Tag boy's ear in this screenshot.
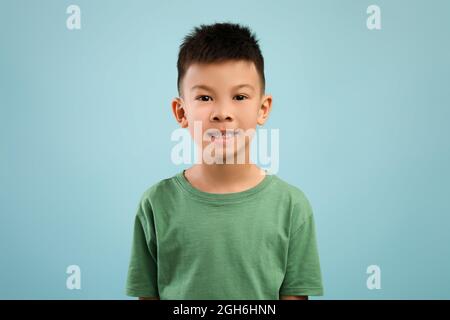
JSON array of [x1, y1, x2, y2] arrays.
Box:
[[257, 94, 273, 126], [171, 97, 189, 128]]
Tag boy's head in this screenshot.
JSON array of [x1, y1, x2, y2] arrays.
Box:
[[172, 22, 272, 163], [176, 22, 265, 97]]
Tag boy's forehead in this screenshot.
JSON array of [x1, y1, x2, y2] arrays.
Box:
[[183, 60, 260, 92]]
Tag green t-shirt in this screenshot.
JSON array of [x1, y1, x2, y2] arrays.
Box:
[[125, 170, 324, 299]]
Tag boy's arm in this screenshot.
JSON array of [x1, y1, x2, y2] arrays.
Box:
[[280, 295, 308, 300], [139, 296, 160, 300], [279, 202, 324, 298]]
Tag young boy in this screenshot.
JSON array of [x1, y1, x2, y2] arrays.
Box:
[[125, 22, 324, 300]]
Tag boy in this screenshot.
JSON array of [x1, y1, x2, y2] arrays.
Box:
[[125, 22, 324, 300]]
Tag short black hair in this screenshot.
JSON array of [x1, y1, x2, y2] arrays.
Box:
[[177, 22, 265, 97]]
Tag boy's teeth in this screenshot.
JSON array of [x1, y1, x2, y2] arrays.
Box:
[[211, 131, 236, 138]]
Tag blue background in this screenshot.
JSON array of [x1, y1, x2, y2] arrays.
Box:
[[1, 0, 449, 299]]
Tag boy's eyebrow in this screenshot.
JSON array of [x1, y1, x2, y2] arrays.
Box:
[[190, 84, 255, 92]]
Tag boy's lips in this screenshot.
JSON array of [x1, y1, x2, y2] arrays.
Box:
[[207, 129, 241, 142]]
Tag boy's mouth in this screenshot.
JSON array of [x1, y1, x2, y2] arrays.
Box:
[[207, 129, 240, 143]]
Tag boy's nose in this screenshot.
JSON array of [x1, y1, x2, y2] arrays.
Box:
[[210, 108, 234, 122]]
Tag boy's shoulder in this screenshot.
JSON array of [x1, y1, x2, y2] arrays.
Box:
[[272, 174, 313, 207], [138, 173, 178, 202], [271, 175, 316, 230]]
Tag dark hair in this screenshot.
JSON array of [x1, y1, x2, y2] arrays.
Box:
[[177, 22, 265, 97]]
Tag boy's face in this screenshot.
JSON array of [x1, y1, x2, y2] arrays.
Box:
[[172, 59, 272, 163]]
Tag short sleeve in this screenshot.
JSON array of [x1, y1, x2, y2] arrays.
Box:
[[125, 198, 159, 297], [279, 204, 324, 297]]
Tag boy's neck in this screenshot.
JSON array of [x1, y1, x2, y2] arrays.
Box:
[[184, 163, 266, 194]]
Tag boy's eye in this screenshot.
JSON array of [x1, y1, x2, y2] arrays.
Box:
[[196, 95, 212, 102], [234, 95, 247, 101]]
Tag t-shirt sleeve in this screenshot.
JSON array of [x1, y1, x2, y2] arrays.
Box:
[[279, 200, 324, 297], [125, 197, 159, 297]]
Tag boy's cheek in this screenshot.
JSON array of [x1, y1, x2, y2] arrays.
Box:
[[187, 126, 206, 146]]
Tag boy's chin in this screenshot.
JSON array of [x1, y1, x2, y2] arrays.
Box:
[[203, 148, 248, 165]]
